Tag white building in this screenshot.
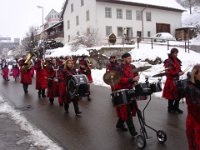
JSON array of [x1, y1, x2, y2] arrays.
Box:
[[44, 9, 61, 30], [62, 0, 185, 44]]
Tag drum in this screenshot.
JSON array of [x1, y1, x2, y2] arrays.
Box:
[[150, 82, 162, 93], [111, 89, 131, 106], [67, 74, 90, 99], [175, 79, 188, 98], [135, 83, 152, 96]]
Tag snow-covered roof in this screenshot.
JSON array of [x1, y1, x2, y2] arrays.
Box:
[[97, 0, 185, 11]]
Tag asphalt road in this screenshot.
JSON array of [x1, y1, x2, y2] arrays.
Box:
[[0, 77, 188, 150]]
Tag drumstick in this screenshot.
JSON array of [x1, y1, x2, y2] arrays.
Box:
[[183, 65, 192, 73]]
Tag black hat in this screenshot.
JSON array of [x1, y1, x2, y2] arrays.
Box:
[[121, 52, 131, 59], [170, 48, 178, 54]]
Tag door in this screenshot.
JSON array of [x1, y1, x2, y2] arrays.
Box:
[[156, 23, 170, 33]]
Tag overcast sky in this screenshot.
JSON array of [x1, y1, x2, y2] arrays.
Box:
[[0, 0, 65, 40]]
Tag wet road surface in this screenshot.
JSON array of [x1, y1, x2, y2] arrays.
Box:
[[0, 78, 188, 150]]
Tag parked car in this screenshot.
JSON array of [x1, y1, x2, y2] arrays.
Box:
[[153, 32, 176, 42]]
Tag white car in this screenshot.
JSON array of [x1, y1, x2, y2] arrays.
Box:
[[153, 32, 176, 42]]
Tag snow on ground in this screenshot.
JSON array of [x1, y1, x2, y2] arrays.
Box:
[[0, 96, 63, 150], [92, 43, 200, 98]]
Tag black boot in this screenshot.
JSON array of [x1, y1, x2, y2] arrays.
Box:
[[42, 89, 46, 98], [64, 103, 69, 113], [49, 98, 54, 104], [174, 100, 183, 114], [116, 118, 128, 131], [126, 117, 138, 137], [168, 100, 175, 113]]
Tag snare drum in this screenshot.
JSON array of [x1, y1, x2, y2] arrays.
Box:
[[135, 83, 152, 96], [67, 74, 90, 99], [150, 82, 162, 93], [111, 89, 130, 106], [175, 79, 188, 98]]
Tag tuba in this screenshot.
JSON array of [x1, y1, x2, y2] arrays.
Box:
[[21, 52, 35, 73]]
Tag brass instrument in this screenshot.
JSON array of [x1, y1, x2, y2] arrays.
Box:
[[21, 52, 34, 73]]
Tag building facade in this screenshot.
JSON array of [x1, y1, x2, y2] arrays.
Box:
[[62, 0, 185, 44], [44, 9, 61, 30]]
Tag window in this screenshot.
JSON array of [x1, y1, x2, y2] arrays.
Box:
[[87, 28, 90, 34], [125, 27, 133, 38], [71, 4, 74, 12], [146, 12, 151, 21], [126, 10, 132, 20], [86, 10, 90, 21], [67, 20, 70, 29], [147, 31, 151, 37], [105, 7, 112, 18], [68, 35, 70, 42], [136, 10, 142, 20], [116, 9, 123, 19], [106, 26, 112, 36], [117, 27, 123, 37], [76, 16, 79, 26], [81, 0, 84, 6]]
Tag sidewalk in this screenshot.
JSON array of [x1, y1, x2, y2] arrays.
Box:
[[0, 113, 40, 150], [0, 96, 63, 150]]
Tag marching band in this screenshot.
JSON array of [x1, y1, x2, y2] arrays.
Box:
[[0, 48, 199, 150]]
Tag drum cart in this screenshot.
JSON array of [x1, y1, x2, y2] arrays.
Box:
[[135, 95, 167, 149], [112, 77, 167, 149], [67, 74, 91, 101]]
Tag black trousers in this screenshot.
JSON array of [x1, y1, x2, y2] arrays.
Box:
[[116, 103, 137, 135], [38, 88, 46, 97], [64, 99, 80, 114], [168, 99, 181, 110], [23, 84, 28, 93]]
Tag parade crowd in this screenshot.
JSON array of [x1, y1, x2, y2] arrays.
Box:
[[1, 48, 200, 150]]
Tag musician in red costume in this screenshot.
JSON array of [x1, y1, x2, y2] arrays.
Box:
[[35, 58, 48, 98], [2, 62, 9, 81], [19, 55, 32, 94], [114, 52, 139, 137], [64, 58, 82, 116], [46, 59, 59, 104], [162, 48, 184, 113], [106, 55, 119, 92], [57, 60, 67, 106], [78, 58, 93, 83], [12, 59, 20, 81], [185, 64, 200, 150]]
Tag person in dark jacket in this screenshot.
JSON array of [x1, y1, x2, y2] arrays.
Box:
[[185, 64, 200, 150], [162, 48, 184, 113]]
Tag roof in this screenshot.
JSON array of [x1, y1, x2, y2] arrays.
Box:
[[42, 21, 63, 32], [61, 0, 68, 19], [96, 0, 185, 12], [61, 0, 185, 18], [45, 9, 60, 20]]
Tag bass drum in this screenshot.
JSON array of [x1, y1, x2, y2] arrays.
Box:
[[66, 74, 90, 99]]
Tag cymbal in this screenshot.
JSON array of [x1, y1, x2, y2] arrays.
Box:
[[103, 70, 121, 85], [152, 72, 167, 77], [132, 66, 152, 73]]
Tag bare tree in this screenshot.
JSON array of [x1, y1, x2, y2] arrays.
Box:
[[70, 28, 99, 51], [21, 26, 39, 51]]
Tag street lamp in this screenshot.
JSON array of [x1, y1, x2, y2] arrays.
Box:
[[37, 5, 44, 30]]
